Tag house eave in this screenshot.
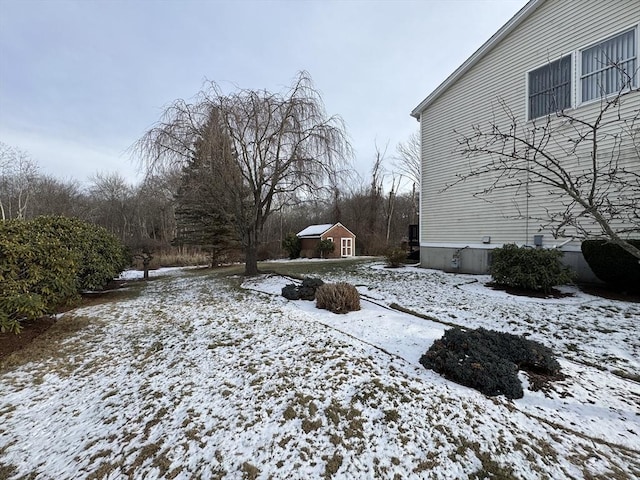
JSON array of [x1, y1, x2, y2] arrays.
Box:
[[410, 0, 545, 119]]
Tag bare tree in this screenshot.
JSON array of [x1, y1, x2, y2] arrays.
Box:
[[393, 131, 421, 186], [454, 84, 640, 260], [393, 131, 420, 223], [134, 71, 352, 275], [87, 172, 136, 242], [0, 143, 39, 220], [28, 175, 82, 218]]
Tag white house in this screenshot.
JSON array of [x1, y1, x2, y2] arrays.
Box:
[[411, 0, 639, 281]]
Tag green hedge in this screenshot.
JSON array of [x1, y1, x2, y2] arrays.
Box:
[[31, 216, 130, 291], [490, 244, 573, 293], [0, 216, 129, 333], [581, 239, 640, 290]]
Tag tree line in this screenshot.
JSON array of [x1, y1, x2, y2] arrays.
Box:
[[1, 76, 420, 275]]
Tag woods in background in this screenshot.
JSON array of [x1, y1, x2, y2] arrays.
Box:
[[0, 136, 418, 267]]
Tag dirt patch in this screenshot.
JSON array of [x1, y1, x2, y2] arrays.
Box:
[[487, 282, 573, 299], [578, 284, 640, 303], [526, 371, 567, 396], [0, 279, 139, 362], [0, 317, 58, 361]]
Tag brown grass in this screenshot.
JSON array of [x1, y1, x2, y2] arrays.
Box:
[[0, 315, 96, 371]]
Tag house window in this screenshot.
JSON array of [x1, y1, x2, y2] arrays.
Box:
[[528, 56, 572, 119], [581, 27, 637, 103]]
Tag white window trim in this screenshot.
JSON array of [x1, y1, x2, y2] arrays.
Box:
[[525, 54, 574, 121], [577, 24, 639, 108], [525, 23, 639, 122]]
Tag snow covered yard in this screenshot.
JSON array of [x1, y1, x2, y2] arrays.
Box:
[[1, 261, 638, 479]]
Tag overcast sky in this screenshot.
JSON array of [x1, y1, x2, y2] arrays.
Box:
[[0, 0, 528, 187]]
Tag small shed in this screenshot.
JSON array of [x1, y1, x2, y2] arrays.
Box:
[[297, 223, 356, 259]]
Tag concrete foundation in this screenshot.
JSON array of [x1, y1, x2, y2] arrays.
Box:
[[419, 245, 601, 284]]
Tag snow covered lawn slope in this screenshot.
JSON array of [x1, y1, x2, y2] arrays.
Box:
[[1, 261, 638, 479]]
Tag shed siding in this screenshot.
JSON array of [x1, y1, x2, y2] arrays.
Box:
[[298, 223, 356, 258], [419, 0, 639, 248], [322, 224, 355, 258]]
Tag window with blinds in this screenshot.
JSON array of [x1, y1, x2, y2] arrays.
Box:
[[528, 56, 572, 120], [581, 28, 637, 102]]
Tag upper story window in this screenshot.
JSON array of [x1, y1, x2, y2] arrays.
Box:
[[581, 27, 637, 102], [528, 56, 572, 120]]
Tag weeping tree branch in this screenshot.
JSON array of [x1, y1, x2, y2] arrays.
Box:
[[131, 71, 353, 275]]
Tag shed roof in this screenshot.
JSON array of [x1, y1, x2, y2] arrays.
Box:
[[297, 224, 334, 238], [410, 0, 544, 118], [297, 223, 355, 238]]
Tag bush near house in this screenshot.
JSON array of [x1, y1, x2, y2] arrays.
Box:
[[385, 248, 407, 268], [0, 216, 129, 334], [420, 327, 561, 399], [315, 282, 360, 314], [282, 277, 324, 301], [317, 239, 335, 258], [490, 244, 573, 294], [282, 233, 301, 259], [581, 239, 640, 292]]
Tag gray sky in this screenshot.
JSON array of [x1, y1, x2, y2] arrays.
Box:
[[0, 0, 527, 186]]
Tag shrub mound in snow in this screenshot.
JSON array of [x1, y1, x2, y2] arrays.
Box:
[[0, 216, 129, 334], [490, 244, 573, 294], [581, 239, 640, 292], [420, 327, 561, 399], [315, 282, 361, 314], [384, 248, 407, 268], [281, 277, 324, 301]]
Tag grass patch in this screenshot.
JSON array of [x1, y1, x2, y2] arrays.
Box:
[[241, 462, 260, 479]]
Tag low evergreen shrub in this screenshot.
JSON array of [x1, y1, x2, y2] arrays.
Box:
[[490, 244, 573, 293], [281, 277, 324, 301], [385, 248, 407, 268], [281, 284, 300, 300], [420, 327, 561, 399], [315, 282, 360, 314], [298, 278, 324, 300], [581, 239, 640, 291]]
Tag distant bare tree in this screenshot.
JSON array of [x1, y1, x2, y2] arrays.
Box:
[[134, 71, 352, 275], [454, 83, 640, 260], [0, 143, 39, 220], [393, 131, 420, 223], [87, 172, 136, 242], [393, 131, 421, 186], [28, 175, 82, 218]]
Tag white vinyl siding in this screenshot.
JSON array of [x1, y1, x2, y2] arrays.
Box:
[[580, 27, 638, 103], [418, 0, 640, 247], [528, 56, 572, 119]]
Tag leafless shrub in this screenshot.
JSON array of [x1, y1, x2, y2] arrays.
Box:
[[315, 283, 361, 314]]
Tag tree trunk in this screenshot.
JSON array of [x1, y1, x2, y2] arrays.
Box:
[[244, 229, 260, 276], [244, 243, 259, 275]]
